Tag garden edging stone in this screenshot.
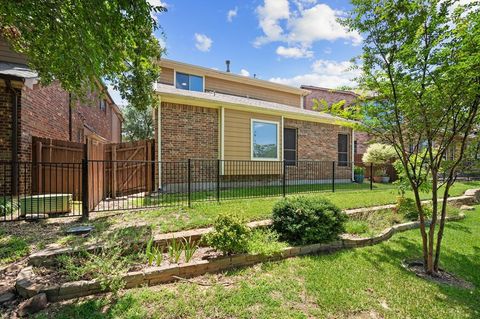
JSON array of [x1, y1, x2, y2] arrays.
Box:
[[16, 212, 466, 301]]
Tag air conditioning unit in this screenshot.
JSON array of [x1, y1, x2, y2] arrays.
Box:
[[20, 194, 72, 216]]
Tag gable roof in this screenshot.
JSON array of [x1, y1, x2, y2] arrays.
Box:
[[156, 83, 355, 126]]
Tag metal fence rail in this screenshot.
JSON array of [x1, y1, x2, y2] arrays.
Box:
[[1, 159, 402, 221]]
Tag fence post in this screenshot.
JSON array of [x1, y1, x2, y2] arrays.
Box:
[[370, 163, 373, 190], [187, 159, 191, 208], [282, 160, 286, 197], [332, 161, 335, 192], [216, 159, 220, 202], [81, 158, 89, 220]]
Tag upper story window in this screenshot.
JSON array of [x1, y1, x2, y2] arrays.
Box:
[[251, 120, 279, 160], [99, 99, 106, 111], [175, 72, 204, 92]]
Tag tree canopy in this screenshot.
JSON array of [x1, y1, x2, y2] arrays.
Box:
[[0, 0, 165, 110], [345, 0, 480, 274], [122, 104, 154, 142]]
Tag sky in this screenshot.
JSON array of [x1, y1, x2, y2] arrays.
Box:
[[108, 0, 364, 105]]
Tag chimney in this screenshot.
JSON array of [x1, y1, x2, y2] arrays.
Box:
[[225, 60, 231, 72]]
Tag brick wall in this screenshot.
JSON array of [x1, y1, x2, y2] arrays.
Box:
[[302, 86, 358, 111], [157, 102, 218, 162], [0, 84, 14, 194], [284, 119, 353, 180], [19, 81, 118, 161]]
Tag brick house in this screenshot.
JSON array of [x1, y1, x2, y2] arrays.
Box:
[[301, 85, 372, 158], [0, 38, 123, 194], [154, 59, 359, 189]]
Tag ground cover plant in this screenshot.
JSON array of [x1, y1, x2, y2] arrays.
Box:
[[33, 206, 480, 319]]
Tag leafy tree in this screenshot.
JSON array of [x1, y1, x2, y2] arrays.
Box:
[[122, 104, 154, 141], [345, 0, 480, 274], [0, 0, 165, 110]]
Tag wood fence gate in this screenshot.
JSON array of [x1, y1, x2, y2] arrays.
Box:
[[105, 140, 154, 198], [32, 137, 154, 211]]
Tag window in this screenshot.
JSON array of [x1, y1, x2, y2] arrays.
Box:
[[175, 72, 204, 92], [338, 134, 349, 166], [354, 140, 358, 155], [284, 128, 297, 165], [251, 120, 279, 160], [99, 99, 106, 111]]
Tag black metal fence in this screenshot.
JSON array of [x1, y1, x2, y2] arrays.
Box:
[[1, 159, 401, 222]]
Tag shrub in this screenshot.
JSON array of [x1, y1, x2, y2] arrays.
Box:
[[246, 229, 288, 257], [396, 196, 432, 221], [203, 214, 250, 255], [272, 197, 347, 245], [362, 143, 397, 165], [354, 167, 365, 175]]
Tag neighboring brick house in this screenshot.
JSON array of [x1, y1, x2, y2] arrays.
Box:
[[154, 59, 357, 188], [301, 85, 372, 158], [0, 38, 123, 194]]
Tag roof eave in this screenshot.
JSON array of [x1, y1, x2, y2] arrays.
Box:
[[156, 90, 354, 127]]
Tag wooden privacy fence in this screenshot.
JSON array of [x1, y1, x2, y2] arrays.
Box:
[[32, 137, 155, 211]]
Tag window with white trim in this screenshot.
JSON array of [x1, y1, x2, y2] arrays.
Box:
[[175, 72, 204, 92], [251, 120, 279, 160]]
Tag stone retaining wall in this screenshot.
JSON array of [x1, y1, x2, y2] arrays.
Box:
[[17, 214, 466, 301]]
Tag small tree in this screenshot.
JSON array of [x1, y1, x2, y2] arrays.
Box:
[[122, 105, 154, 141], [345, 0, 480, 274], [362, 143, 397, 176]]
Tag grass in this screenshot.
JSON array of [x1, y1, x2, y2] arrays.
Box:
[[0, 229, 30, 265], [34, 206, 480, 319], [108, 181, 480, 233]]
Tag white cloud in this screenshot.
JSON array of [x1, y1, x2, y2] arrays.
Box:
[[254, 1, 362, 56], [239, 69, 250, 77], [194, 33, 213, 52], [227, 7, 238, 22], [147, 0, 167, 21], [288, 4, 362, 46], [254, 0, 290, 46], [276, 46, 313, 59], [269, 59, 359, 89]]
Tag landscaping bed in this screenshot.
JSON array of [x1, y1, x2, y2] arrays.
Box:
[[15, 205, 468, 301]]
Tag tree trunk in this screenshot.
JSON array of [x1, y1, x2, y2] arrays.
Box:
[[434, 182, 452, 272], [427, 171, 439, 274], [412, 187, 429, 271]]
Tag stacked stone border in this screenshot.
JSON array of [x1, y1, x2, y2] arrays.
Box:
[[17, 214, 467, 301], [17, 189, 479, 301]]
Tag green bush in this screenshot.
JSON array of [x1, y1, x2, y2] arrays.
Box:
[[203, 214, 251, 255], [395, 196, 432, 221], [272, 197, 347, 245]]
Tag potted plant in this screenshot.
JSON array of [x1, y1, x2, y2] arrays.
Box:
[[362, 143, 397, 183], [353, 167, 365, 183]]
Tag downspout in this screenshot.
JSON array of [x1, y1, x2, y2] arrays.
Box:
[[157, 98, 162, 190], [6, 80, 20, 195], [351, 129, 355, 181]]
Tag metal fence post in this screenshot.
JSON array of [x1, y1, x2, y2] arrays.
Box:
[[217, 159, 220, 202], [187, 159, 192, 208], [282, 160, 286, 197], [370, 163, 373, 190], [81, 158, 89, 220], [332, 161, 335, 192]]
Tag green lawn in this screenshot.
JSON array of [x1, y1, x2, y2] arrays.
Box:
[[35, 206, 480, 319], [107, 181, 480, 233]]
